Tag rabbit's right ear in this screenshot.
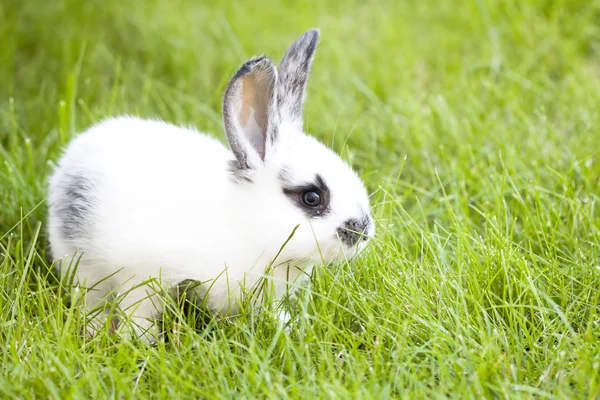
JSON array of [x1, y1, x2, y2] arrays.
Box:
[[223, 56, 280, 170]]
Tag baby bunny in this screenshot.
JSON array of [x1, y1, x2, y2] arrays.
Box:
[[47, 29, 374, 341]]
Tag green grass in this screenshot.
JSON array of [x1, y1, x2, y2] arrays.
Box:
[[1, 0, 600, 397]]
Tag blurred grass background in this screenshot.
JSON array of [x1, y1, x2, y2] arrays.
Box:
[[1, 0, 599, 398]]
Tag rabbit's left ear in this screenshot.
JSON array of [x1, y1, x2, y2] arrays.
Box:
[[223, 56, 280, 169], [277, 29, 320, 130]]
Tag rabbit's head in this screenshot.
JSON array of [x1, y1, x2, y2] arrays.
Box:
[[222, 29, 374, 266]]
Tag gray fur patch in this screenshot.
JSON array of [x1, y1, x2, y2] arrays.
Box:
[[55, 173, 97, 240], [277, 166, 293, 184], [277, 29, 320, 127], [227, 159, 253, 184]]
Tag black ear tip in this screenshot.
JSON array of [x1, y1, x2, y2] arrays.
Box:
[[232, 56, 277, 83], [288, 29, 319, 56], [303, 28, 320, 44], [307, 28, 320, 36], [242, 56, 276, 73]]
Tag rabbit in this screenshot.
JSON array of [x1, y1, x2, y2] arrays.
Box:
[[47, 29, 375, 342]]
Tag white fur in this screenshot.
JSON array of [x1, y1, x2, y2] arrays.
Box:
[[47, 31, 374, 341]]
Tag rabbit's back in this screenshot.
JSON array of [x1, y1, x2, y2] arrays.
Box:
[[48, 116, 232, 272]]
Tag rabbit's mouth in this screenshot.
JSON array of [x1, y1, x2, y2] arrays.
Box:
[[333, 233, 373, 262]]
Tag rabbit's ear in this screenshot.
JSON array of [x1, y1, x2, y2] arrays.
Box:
[[277, 29, 320, 129], [223, 56, 280, 169]]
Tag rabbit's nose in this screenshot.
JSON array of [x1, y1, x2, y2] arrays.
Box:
[[337, 215, 372, 247]]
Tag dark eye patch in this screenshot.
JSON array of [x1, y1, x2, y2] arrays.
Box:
[[281, 173, 331, 217]]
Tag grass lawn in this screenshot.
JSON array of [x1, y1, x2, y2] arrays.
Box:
[[1, 0, 600, 398]]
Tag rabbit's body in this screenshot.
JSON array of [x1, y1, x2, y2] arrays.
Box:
[[50, 117, 314, 315], [48, 29, 374, 341]]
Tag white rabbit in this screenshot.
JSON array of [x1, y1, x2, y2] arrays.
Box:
[[47, 29, 374, 341]]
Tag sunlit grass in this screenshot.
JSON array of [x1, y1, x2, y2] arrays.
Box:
[[1, 0, 599, 397]]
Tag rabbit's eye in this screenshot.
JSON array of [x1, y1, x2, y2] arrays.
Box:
[[301, 190, 321, 207], [282, 174, 330, 217]]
